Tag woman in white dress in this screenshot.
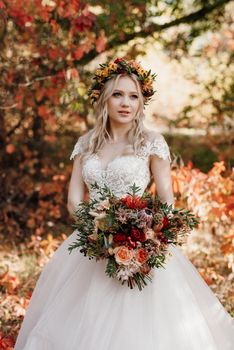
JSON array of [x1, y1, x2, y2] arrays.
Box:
[[14, 58, 234, 350]]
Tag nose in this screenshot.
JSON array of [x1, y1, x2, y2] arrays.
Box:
[[121, 94, 130, 106]]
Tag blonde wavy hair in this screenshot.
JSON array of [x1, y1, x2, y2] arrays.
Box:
[[80, 73, 149, 164]]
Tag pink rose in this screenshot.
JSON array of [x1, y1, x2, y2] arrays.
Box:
[[113, 246, 134, 266]]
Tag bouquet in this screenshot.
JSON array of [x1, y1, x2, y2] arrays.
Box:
[[68, 182, 199, 291]]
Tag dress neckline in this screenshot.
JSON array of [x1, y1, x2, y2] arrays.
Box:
[[93, 153, 145, 172], [93, 153, 139, 172], [92, 140, 153, 172]]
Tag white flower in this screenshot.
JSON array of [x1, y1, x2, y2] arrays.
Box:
[[116, 262, 140, 282], [99, 199, 110, 210], [94, 199, 110, 211], [116, 268, 134, 281], [89, 211, 106, 219], [108, 234, 113, 244]]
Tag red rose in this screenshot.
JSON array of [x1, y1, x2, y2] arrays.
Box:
[[156, 231, 163, 238], [113, 233, 127, 243], [162, 216, 169, 228], [114, 58, 124, 64], [126, 236, 137, 249], [131, 228, 146, 242], [156, 231, 168, 244]]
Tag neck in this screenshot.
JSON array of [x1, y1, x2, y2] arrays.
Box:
[[107, 120, 133, 142]]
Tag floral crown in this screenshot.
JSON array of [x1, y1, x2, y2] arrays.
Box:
[[88, 57, 157, 105]]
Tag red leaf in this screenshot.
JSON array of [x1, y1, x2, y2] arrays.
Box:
[[0, 1, 6, 9], [10, 9, 33, 27], [48, 48, 62, 60], [96, 30, 107, 53], [38, 105, 50, 118], [73, 46, 85, 60], [50, 19, 60, 33], [73, 11, 96, 32]]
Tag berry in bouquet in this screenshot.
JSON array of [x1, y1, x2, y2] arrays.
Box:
[[68, 182, 199, 291]]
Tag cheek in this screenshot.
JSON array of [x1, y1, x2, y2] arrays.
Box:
[[109, 98, 119, 109], [131, 99, 140, 111], [107, 99, 118, 116]]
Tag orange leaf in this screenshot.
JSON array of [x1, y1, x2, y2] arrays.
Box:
[[26, 217, 36, 229], [6, 144, 15, 154], [66, 68, 79, 81], [221, 243, 234, 255], [199, 271, 213, 286]]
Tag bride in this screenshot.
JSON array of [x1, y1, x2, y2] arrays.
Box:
[[14, 58, 234, 350]]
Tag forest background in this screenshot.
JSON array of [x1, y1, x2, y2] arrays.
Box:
[[0, 0, 233, 347]]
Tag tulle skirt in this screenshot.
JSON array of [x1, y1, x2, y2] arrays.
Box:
[[14, 229, 234, 350]]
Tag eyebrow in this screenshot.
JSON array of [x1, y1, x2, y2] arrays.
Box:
[[113, 89, 138, 94]]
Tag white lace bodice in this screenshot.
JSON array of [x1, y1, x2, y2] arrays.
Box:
[[70, 134, 171, 201]]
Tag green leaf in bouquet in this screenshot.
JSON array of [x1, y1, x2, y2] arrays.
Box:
[[105, 257, 118, 278], [163, 229, 176, 242], [127, 183, 142, 196], [90, 181, 114, 199], [148, 254, 166, 268]]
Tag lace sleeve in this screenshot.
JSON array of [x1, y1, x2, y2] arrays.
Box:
[[70, 135, 86, 160], [149, 135, 171, 162]]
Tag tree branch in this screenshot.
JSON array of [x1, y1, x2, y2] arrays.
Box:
[[7, 118, 22, 137], [17, 75, 54, 87], [80, 0, 230, 65], [0, 103, 18, 110]]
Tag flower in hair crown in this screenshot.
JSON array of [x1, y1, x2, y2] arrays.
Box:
[[88, 57, 157, 105]]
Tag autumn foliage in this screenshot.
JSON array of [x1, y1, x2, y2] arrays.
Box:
[[0, 0, 233, 347]]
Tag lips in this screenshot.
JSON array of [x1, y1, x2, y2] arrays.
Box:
[[118, 110, 130, 115]]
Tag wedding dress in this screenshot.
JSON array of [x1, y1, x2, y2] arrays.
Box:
[[14, 134, 234, 350]]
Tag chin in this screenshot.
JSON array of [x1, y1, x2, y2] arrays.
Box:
[[118, 119, 134, 125], [116, 116, 134, 122]]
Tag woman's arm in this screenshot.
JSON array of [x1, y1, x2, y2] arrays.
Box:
[[150, 154, 174, 207], [67, 155, 85, 218]]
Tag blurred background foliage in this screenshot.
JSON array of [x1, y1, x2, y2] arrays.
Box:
[[1, 0, 233, 240], [0, 0, 233, 345]]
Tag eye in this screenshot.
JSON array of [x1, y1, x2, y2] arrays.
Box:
[[131, 94, 138, 99], [113, 92, 122, 97]]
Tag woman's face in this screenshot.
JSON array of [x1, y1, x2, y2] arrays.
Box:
[[107, 75, 140, 125]]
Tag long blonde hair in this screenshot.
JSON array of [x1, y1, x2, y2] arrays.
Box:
[[80, 73, 149, 164]]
